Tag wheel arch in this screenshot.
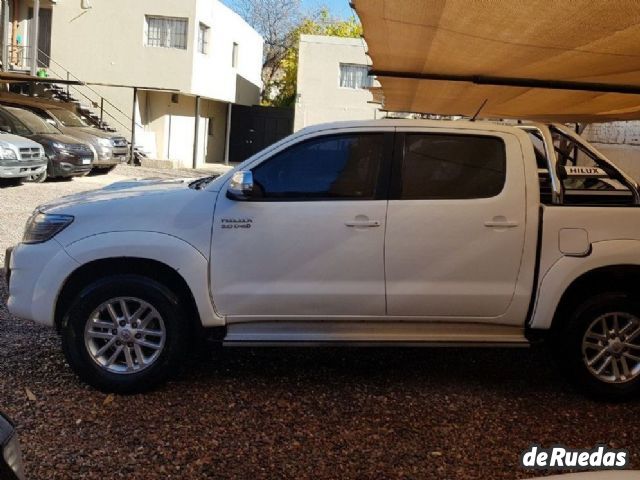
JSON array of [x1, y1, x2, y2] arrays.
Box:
[[530, 240, 640, 331], [54, 257, 201, 333], [535, 264, 640, 333]]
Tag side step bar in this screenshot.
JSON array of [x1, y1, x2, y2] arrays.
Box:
[[223, 321, 530, 348]]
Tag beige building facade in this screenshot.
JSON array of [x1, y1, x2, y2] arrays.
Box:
[[294, 35, 381, 131], [2, 0, 263, 167]]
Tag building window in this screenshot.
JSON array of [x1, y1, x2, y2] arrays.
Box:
[[198, 23, 210, 54], [145, 16, 188, 50], [232, 42, 239, 68], [339, 64, 373, 89]]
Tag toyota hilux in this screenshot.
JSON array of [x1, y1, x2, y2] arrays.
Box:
[[6, 119, 640, 399]]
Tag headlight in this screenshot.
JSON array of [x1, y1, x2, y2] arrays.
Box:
[[23, 212, 74, 244], [0, 146, 17, 160], [98, 138, 113, 148], [0, 413, 25, 480]]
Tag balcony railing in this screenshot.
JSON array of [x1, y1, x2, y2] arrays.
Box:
[[5, 44, 33, 71]]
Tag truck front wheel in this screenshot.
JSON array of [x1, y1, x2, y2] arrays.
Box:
[[557, 292, 640, 400], [61, 274, 188, 393]]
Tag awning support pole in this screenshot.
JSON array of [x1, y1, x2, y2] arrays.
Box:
[[30, 0, 39, 76], [129, 87, 137, 165], [192, 95, 200, 169], [1, 0, 9, 72], [370, 70, 640, 95], [224, 103, 232, 165]]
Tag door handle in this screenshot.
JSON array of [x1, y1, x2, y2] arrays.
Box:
[[345, 220, 381, 228], [484, 219, 519, 228]]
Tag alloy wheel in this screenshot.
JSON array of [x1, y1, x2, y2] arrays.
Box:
[[83, 297, 166, 374], [582, 312, 640, 384]]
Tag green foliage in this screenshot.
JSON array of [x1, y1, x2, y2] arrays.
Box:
[[265, 9, 363, 107]]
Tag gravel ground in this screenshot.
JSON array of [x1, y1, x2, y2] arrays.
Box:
[[2, 165, 640, 479]]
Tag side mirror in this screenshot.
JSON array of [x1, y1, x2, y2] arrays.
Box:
[[227, 170, 254, 200], [0, 413, 25, 480], [45, 118, 56, 126]]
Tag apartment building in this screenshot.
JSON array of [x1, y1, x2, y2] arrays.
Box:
[[1, 0, 263, 167], [294, 34, 381, 131]]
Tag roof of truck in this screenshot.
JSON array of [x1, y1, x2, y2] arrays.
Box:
[[297, 118, 538, 134]]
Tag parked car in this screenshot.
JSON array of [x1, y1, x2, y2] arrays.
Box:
[[0, 130, 47, 184], [0, 98, 128, 173], [0, 412, 25, 480], [7, 119, 640, 399], [0, 106, 94, 180]]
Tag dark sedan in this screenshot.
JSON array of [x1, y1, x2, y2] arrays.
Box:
[[0, 106, 94, 180]]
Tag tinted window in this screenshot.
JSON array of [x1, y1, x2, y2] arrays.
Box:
[[251, 134, 384, 199], [400, 134, 506, 199]]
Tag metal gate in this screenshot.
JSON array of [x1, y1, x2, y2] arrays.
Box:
[[228, 105, 293, 163]]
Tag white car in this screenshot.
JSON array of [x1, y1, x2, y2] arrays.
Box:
[[6, 119, 640, 398]]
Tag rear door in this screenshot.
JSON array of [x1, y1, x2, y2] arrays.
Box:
[[384, 128, 527, 319]]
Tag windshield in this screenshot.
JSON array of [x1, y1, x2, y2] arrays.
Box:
[[6, 107, 59, 134], [50, 108, 89, 127]]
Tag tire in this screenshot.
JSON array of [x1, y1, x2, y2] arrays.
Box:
[[555, 292, 640, 401], [0, 177, 23, 186], [26, 169, 47, 183], [61, 274, 189, 394], [92, 165, 116, 175]]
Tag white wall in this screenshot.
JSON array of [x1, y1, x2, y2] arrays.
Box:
[[191, 0, 263, 105], [294, 35, 381, 131]]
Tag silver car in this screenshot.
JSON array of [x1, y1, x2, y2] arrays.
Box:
[[0, 130, 47, 184]]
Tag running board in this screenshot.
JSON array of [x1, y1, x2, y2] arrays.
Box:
[[223, 321, 529, 347]]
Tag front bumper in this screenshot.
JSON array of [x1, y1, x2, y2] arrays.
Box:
[[7, 240, 79, 326], [94, 145, 128, 166], [0, 158, 47, 179], [49, 158, 93, 178]]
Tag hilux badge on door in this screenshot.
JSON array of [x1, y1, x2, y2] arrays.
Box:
[[221, 218, 253, 229]]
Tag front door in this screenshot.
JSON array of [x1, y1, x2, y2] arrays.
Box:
[[211, 129, 393, 319], [384, 129, 527, 319]]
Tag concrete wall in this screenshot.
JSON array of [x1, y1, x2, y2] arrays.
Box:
[[584, 122, 640, 181], [294, 35, 381, 131]]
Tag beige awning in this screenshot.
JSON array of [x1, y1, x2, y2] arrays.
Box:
[[353, 0, 640, 121]]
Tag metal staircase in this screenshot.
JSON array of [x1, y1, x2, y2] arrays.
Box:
[[5, 45, 140, 137]]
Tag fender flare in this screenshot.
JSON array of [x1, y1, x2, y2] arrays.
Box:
[[62, 231, 223, 327], [530, 239, 640, 330]]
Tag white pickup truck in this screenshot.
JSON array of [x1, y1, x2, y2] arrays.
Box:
[[6, 120, 640, 399]]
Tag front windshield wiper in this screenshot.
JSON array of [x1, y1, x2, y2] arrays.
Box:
[[189, 175, 218, 190]]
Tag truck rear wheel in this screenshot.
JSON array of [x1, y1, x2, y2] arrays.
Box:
[[557, 292, 640, 400], [61, 274, 188, 393]]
